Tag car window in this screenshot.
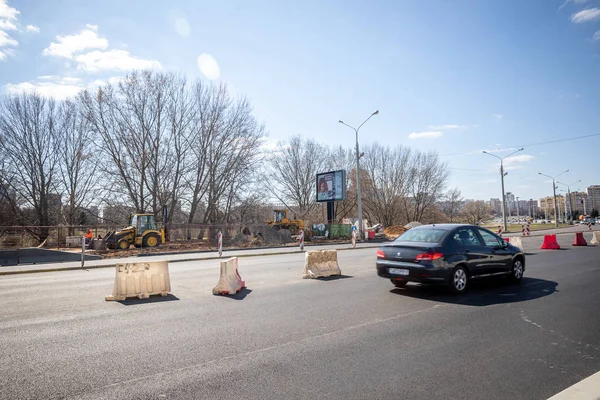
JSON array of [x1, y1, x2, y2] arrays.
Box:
[[452, 228, 483, 247], [477, 229, 503, 247], [394, 228, 447, 243]]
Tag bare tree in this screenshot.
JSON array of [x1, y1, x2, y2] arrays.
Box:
[[439, 187, 464, 223], [265, 135, 328, 217], [360, 143, 412, 226], [185, 82, 265, 226], [56, 100, 100, 232], [461, 201, 491, 225], [403, 151, 450, 223], [0, 93, 59, 241]]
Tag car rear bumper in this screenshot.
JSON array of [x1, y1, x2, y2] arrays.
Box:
[[376, 259, 450, 283]]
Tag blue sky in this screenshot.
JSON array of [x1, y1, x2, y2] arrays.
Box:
[[2, 0, 600, 202]]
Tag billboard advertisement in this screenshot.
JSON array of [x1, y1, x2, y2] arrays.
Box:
[[316, 170, 346, 202]]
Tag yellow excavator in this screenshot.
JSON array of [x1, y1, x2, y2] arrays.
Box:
[[266, 209, 304, 234], [105, 213, 166, 250]]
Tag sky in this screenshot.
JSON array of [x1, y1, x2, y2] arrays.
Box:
[[1, 0, 600, 202]]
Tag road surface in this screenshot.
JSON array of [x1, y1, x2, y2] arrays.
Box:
[[1, 234, 599, 399]]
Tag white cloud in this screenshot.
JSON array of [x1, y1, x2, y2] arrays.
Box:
[[427, 124, 467, 130], [593, 30, 600, 41], [5, 78, 85, 100], [503, 154, 534, 165], [0, 20, 16, 30], [408, 131, 443, 139], [559, 0, 588, 10], [0, 50, 5, 60], [197, 53, 220, 80], [43, 25, 161, 72], [25, 24, 39, 33], [571, 8, 600, 23], [75, 49, 161, 72], [492, 114, 503, 119], [174, 18, 190, 37], [43, 27, 108, 58], [0, 30, 17, 47], [0, 1, 19, 20]]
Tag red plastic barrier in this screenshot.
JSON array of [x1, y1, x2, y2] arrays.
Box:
[[572, 232, 587, 246], [503, 237, 510, 242], [540, 234, 560, 250]]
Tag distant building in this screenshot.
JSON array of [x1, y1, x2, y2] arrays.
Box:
[[539, 195, 566, 219], [489, 198, 501, 215], [586, 185, 600, 212]]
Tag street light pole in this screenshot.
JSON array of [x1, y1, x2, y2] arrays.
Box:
[[516, 196, 520, 220], [557, 180, 581, 222], [482, 148, 524, 233], [538, 170, 569, 228], [339, 110, 379, 239]]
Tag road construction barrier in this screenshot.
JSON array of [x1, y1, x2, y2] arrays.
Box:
[[503, 237, 510, 243], [588, 223, 593, 231], [497, 226, 502, 236], [218, 231, 223, 258], [510, 236, 523, 250], [105, 260, 171, 301], [572, 232, 587, 246], [591, 231, 600, 245], [540, 234, 560, 250], [302, 250, 342, 279], [299, 230, 304, 251], [351, 230, 356, 248], [526, 223, 530, 236], [213, 257, 245, 295]]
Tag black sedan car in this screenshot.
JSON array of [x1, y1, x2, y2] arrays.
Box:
[[376, 224, 525, 293]]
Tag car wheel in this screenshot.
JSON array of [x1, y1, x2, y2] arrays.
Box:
[[391, 279, 407, 288], [509, 258, 524, 282], [449, 266, 468, 294], [117, 239, 130, 250]]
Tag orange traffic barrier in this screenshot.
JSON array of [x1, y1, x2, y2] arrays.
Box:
[[572, 232, 587, 246], [503, 237, 510, 242], [540, 234, 560, 250]]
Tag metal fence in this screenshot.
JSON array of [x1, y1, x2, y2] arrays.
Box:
[[0, 223, 298, 250]]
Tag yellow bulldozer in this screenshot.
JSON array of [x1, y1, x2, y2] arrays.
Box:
[[105, 213, 166, 250], [266, 209, 304, 234]]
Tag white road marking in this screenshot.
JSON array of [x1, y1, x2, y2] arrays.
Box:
[[547, 370, 600, 399]]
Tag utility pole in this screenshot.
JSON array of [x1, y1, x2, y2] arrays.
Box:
[[339, 110, 379, 239], [539, 170, 569, 228], [483, 148, 524, 233]]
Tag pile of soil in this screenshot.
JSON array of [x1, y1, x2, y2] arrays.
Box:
[[383, 225, 408, 240], [404, 221, 423, 229]]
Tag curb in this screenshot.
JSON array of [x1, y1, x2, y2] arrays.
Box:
[[0, 245, 382, 276]]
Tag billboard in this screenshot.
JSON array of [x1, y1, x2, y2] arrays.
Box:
[[316, 170, 346, 202]]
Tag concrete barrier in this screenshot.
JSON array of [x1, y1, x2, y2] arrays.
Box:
[[591, 231, 600, 245], [510, 236, 523, 250], [18, 248, 101, 264], [302, 250, 342, 279], [213, 257, 245, 295], [105, 260, 171, 301], [0, 250, 19, 266]]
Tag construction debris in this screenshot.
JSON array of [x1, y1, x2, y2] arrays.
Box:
[[383, 225, 408, 240]]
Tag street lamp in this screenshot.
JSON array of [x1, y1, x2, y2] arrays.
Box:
[[339, 110, 379, 239], [482, 148, 524, 232], [556, 180, 581, 222], [538, 170, 569, 228], [516, 196, 520, 220]]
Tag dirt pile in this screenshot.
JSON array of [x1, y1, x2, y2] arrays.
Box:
[[383, 225, 407, 240]]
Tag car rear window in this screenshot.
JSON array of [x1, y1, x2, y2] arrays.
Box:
[[394, 228, 447, 243]]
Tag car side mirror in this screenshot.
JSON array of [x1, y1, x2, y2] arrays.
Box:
[[501, 240, 509, 248]]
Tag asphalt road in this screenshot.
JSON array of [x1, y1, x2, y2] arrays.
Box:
[[1, 240, 599, 399]]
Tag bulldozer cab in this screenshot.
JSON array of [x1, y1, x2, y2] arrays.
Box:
[[131, 214, 157, 235], [274, 210, 288, 223]]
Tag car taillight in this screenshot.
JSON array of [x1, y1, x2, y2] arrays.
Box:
[[415, 252, 444, 261], [376, 249, 386, 259]]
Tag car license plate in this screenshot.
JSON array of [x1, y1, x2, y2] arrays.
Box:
[[389, 268, 409, 276]]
